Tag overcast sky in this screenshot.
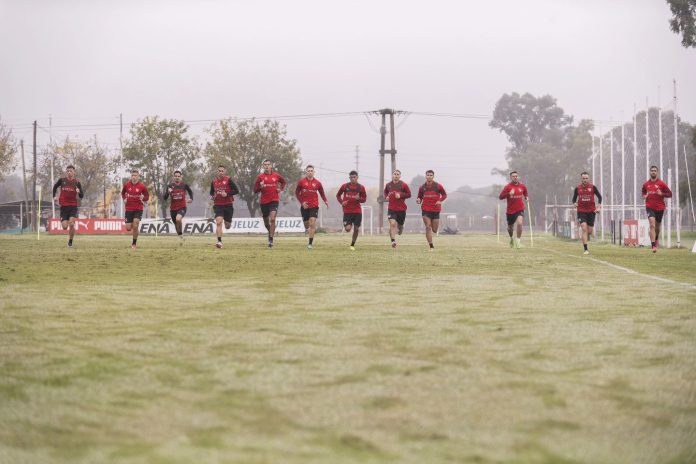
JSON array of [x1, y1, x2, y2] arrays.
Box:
[[1, 0, 694, 189]]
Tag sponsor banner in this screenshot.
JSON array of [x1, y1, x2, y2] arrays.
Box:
[[138, 217, 305, 234], [49, 218, 127, 234], [623, 219, 650, 246]]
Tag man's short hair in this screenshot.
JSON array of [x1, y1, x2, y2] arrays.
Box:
[[306, 165, 314, 170], [426, 169, 434, 175], [66, 165, 75, 170], [217, 165, 225, 170], [581, 171, 589, 176], [650, 165, 658, 170], [262, 159, 271, 164], [131, 169, 139, 174], [393, 169, 401, 175], [349, 170, 358, 176], [174, 170, 182, 175], [509, 171, 518, 176]]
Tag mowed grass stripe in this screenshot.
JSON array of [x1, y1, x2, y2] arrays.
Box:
[[1, 234, 695, 464]]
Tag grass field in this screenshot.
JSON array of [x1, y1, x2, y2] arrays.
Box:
[[1, 232, 695, 464]]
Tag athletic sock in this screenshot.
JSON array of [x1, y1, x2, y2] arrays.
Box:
[[68, 239, 73, 245], [429, 243, 434, 249], [309, 237, 314, 245], [651, 241, 655, 247], [132, 239, 137, 245], [217, 236, 222, 243], [583, 244, 588, 251], [351, 240, 356, 246]]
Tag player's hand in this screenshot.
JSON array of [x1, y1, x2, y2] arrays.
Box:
[[54, 196, 59, 204], [435, 201, 442, 206], [187, 199, 192, 204], [324, 201, 329, 209], [395, 193, 400, 199], [342, 201, 347, 207], [168, 188, 173, 193], [76, 187, 81, 195], [220, 191, 227, 197], [656, 189, 662, 196], [416, 198, 422, 204], [139, 194, 144, 201], [276, 187, 281, 193], [260, 181, 265, 188], [302, 201, 308, 209]]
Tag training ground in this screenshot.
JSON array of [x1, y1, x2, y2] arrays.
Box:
[[1, 233, 695, 463]]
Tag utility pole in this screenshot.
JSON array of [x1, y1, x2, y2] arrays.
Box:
[[32, 121, 37, 232], [373, 108, 404, 234], [20, 140, 28, 229], [355, 145, 359, 173]]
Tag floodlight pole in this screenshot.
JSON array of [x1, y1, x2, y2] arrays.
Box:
[[374, 109, 401, 234]]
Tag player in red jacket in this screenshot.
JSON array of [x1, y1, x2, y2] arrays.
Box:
[[253, 159, 286, 248], [498, 171, 528, 249], [383, 170, 411, 248], [164, 170, 194, 243], [121, 169, 149, 249], [209, 165, 240, 249], [416, 170, 447, 250], [572, 171, 602, 255], [295, 165, 328, 250], [52, 165, 84, 248], [642, 165, 673, 252], [336, 170, 367, 250]]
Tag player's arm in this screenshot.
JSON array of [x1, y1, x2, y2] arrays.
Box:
[[76, 182, 84, 199], [438, 185, 447, 203], [52, 178, 62, 198], [294, 183, 302, 203], [572, 187, 579, 206], [416, 186, 424, 204], [121, 184, 127, 200], [278, 174, 287, 191], [209, 182, 215, 199], [402, 183, 412, 199], [185, 184, 194, 202], [660, 182, 673, 198], [163, 185, 170, 200], [228, 179, 239, 196], [318, 183, 328, 205], [641, 183, 648, 199], [142, 186, 149, 202], [359, 186, 367, 203], [253, 176, 262, 193], [335, 185, 344, 204], [523, 186, 529, 202], [498, 185, 509, 200]]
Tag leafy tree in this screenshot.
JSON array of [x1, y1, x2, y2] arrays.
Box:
[[123, 117, 200, 218], [667, 0, 696, 48], [0, 118, 17, 182], [203, 119, 303, 217], [38, 136, 117, 207], [489, 92, 573, 158]]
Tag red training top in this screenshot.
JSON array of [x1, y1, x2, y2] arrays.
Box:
[[53, 177, 84, 206], [121, 181, 149, 212], [384, 181, 411, 212], [211, 176, 236, 206], [295, 177, 327, 209], [417, 181, 447, 213], [573, 183, 602, 213], [336, 182, 367, 214], [642, 179, 672, 211], [253, 172, 286, 205], [165, 181, 194, 211], [498, 182, 528, 214]]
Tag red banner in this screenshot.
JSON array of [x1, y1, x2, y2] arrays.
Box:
[[48, 219, 127, 234]]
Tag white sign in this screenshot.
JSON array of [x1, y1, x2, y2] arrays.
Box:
[[137, 217, 305, 235]]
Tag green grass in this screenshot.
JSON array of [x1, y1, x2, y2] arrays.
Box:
[[1, 233, 695, 464]]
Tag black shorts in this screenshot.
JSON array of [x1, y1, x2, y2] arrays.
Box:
[[422, 211, 440, 220], [343, 213, 362, 227], [125, 210, 143, 224], [301, 207, 319, 222], [60, 206, 79, 221], [577, 211, 596, 227], [170, 208, 187, 222], [506, 210, 524, 226], [261, 202, 279, 218], [214, 205, 234, 223], [388, 210, 406, 226], [646, 208, 664, 223]]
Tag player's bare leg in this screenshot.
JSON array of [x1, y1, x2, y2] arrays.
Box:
[[268, 210, 277, 247], [514, 216, 524, 248], [389, 218, 398, 248], [581, 222, 589, 254], [307, 217, 316, 249], [423, 216, 434, 249], [654, 219, 662, 249], [649, 216, 658, 252], [215, 216, 224, 248], [129, 218, 140, 249]]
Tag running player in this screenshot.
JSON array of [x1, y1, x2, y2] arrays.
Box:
[[498, 171, 528, 249], [295, 165, 328, 249], [416, 170, 447, 250], [164, 170, 194, 242], [642, 165, 672, 253], [121, 169, 149, 250], [336, 170, 367, 250], [52, 165, 84, 248], [572, 171, 602, 255], [209, 165, 239, 249], [384, 169, 411, 248], [253, 159, 286, 248]]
